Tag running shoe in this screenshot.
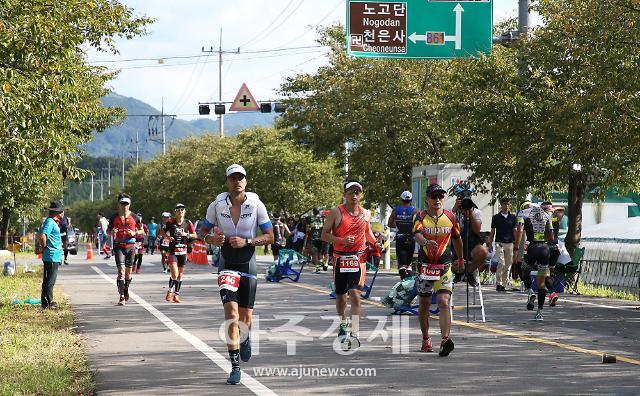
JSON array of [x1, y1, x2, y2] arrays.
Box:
[[64, 260, 69, 266], [534, 310, 544, 321], [240, 336, 252, 362], [313, 268, 321, 274], [117, 296, 125, 306], [466, 273, 479, 287], [438, 336, 455, 357], [338, 323, 348, 338], [165, 291, 173, 302], [136, 269, 141, 274], [549, 292, 558, 307], [226, 367, 241, 385], [173, 294, 181, 303], [421, 336, 434, 353], [349, 332, 361, 349], [526, 291, 536, 311]]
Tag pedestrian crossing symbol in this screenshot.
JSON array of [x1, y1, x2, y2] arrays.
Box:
[[229, 83, 259, 111]]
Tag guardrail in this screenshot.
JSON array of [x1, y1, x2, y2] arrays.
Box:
[[580, 238, 640, 295]]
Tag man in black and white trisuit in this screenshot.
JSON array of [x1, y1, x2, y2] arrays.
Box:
[[515, 204, 555, 321], [199, 164, 274, 385], [388, 191, 419, 279]]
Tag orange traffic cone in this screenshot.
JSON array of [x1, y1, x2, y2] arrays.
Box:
[[86, 243, 94, 260]]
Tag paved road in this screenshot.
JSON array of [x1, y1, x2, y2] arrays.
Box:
[[57, 253, 640, 395]]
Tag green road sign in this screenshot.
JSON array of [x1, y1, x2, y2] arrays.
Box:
[[347, 0, 493, 59]]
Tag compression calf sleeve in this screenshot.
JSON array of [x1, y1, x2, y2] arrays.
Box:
[[538, 289, 547, 310], [168, 278, 175, 292], [229, 349, 240, 369], [117, 279, 125, 296], [175, 280, 182, 294], [545, 277, 554, 292]]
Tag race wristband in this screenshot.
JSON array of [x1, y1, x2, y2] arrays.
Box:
[[457, 258, 465, 266]]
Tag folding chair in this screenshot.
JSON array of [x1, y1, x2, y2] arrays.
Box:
[[265, 249, 308, 283], [555, 247, 585, 295]]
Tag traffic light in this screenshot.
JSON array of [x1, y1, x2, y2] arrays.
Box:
[[198, 104, 210, 115], [274, 102, 286, 113], [260, 103, 272, 113], [214, 104, 226, 115]]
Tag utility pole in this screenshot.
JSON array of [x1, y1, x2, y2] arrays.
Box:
[[202, 28, 240, 138], [130, 130, 141, 166], [122, 152, 126, 189], [90, 174, 94, 202], [161, 98, 166, 154], [519, 0, 531, 37], [107, 160, 111, 195]]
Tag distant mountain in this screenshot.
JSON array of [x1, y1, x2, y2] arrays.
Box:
[[84, 93, 277, 159]]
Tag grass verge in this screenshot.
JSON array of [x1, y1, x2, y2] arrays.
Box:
[[577, 282, 640, 302], [0, 267, 93, 396]]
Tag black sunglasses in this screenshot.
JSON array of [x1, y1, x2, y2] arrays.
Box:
[[429, 194, 445, 200]]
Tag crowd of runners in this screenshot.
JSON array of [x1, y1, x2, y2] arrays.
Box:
[[92, 163, 568, 385]]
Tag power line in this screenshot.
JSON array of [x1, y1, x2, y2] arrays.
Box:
[[106, 49, 325, 71], [272, 0, 344, 50], [237, 0, 296, 49], [242, 1, 305, 50], [89, 45, 325, 64]]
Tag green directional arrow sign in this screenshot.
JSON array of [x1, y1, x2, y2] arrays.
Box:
[[347, 0, 493, 59]]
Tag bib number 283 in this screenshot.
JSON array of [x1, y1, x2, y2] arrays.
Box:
[[218, 270, 241, 292]]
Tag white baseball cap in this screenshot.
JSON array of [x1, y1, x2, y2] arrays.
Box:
[[400, 191, 412, 201], [226, 164, 246, 178]]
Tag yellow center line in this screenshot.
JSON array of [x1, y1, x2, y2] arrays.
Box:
[[278, 281, 640, 366]]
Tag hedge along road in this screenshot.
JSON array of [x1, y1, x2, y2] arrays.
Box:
[[57, 254, 640, 395]]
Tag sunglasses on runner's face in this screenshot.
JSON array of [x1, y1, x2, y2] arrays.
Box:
[[175, 208, 185, 211], [429, 194, 445, 200], [119, 202, 130, 206]]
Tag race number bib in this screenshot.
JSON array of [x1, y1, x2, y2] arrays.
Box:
[[135, 241, 143, 250], [218, 270, 241, 292], [161, 238, 170, 247], [338, 255, 361, 273], [174, 243, 187, 256], [419, 264, 444, 281]]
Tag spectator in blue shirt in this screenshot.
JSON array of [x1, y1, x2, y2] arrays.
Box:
[[38, 201, 65, 309], [146, 217, 159, 254]]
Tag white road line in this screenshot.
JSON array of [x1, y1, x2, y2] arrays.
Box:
[[558, 297, 640, 312], [91, 266, 277, 396]]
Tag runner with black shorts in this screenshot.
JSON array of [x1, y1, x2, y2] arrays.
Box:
[[164, 204, 196, 303], [322, 181, 379, 351], [388, 191, 419, 279], [158, 212, 172, 273], [132, 213, 148, 274], [107, 193, 143, 306], [515, 204, 554, 321], [200, 164, 274, 385], [59, 215, 70, 265], [309, 208, 327, 273]]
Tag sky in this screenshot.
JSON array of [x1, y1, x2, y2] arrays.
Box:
[[88, 0, 540, 120]]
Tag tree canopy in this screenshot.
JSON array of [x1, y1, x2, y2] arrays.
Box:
[[0, 0, 151, 245]]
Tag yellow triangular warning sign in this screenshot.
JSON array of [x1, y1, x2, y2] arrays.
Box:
[[229, 83, 259, 111]]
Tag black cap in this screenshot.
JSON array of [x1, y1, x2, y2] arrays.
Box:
[[48, 201, 64, 212], [425, 183, 446, 195]]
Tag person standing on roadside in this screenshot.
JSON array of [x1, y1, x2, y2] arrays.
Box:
[[38, 202, 65, 309], [487, 198, 517, 292], [199, 164, 274, 385], [147, 217, 159, 254], [107, 193, 143, 306]]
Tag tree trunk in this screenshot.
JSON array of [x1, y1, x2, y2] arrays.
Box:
[[565, 172, 586, 256], [0, 207, 10, 250]]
